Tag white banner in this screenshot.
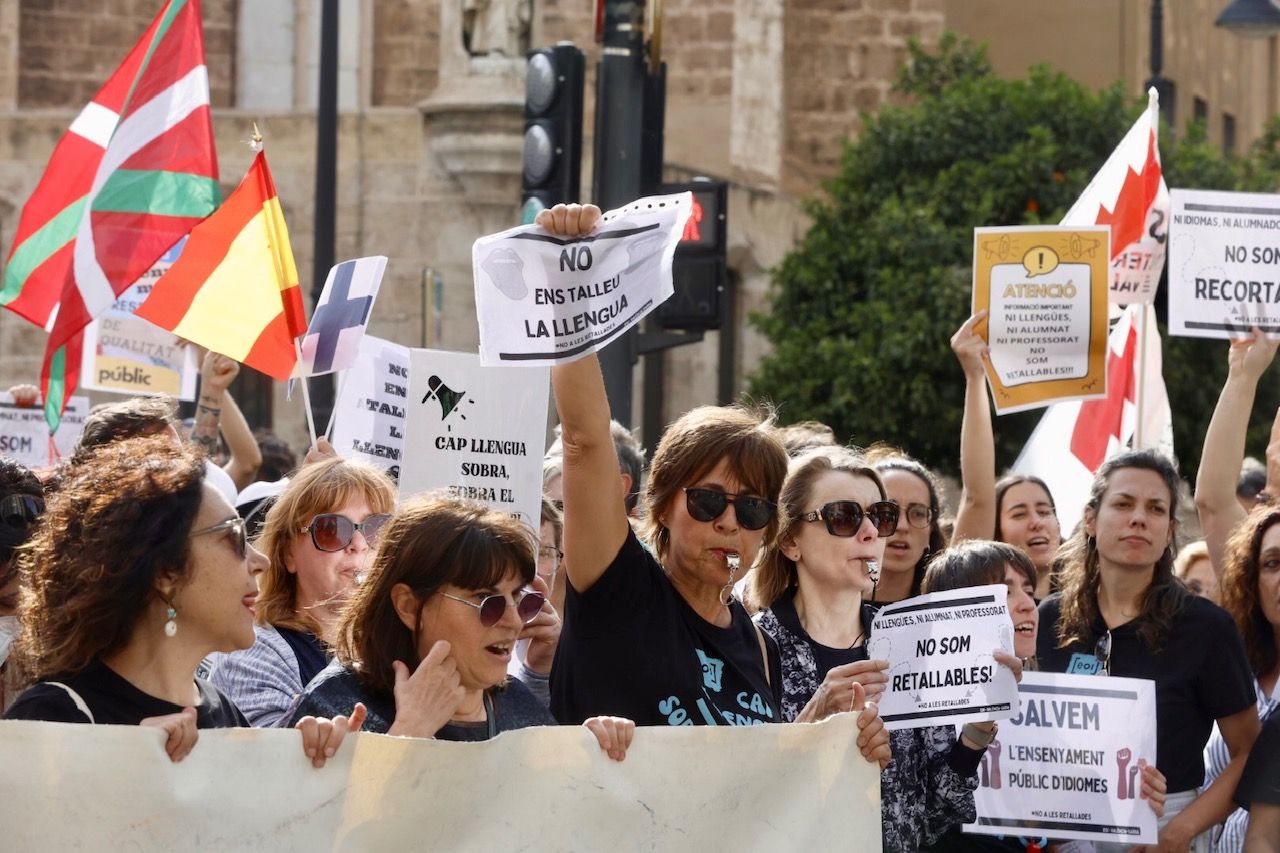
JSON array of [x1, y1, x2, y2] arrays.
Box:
[[81, 237, 197, 400], [330, 335, 410, 482], [868, 585, 1017, 730], [1169, 187, 1280, 338], [0, 715, 881, 851], [400, 349, 549, 530], [472, 192, 693, 366], [0, 394, 88, 468], [966, 672, 1158, 845]]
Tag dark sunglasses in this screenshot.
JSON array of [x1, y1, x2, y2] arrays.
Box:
[[902, 502, 934, 529], [683, 487, 776, 531], [437, 589, 545, 627], [801, 500, 900, 538], [304, 512, 392, 552], [0, 494, 44, 528], [192, 517, 247, 559]]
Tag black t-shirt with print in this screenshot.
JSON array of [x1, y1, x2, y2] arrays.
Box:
[[551, 528, 782, 726], [1036, 592, 1255, 793], [4, 658, 248, 728], [1236, 710, 1280, 809]]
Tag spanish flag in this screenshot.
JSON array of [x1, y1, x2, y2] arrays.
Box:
[[137, 150, 306, 380]]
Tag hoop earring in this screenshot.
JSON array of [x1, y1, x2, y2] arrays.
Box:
[[719, 554, 740, 607]]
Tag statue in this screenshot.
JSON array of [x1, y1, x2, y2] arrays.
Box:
[[462, 0, 532, 58]]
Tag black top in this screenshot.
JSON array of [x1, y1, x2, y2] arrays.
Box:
[[289, 665, 555, 740], [1036, 592, 1255, 793], [277, 626, 330, 687], [4, 658, 248, 728], [551, 528, 782, 726], [1236, 710, 1280, 810], [770, 590, 878, 677]]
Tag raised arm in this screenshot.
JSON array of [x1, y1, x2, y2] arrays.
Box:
[[1194, 328, 1278, 574], [539, 204, 631, 594], [950, 310, 997, 544], [190, 350, 235, 459]]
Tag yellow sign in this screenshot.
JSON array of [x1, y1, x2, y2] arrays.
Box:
[[973, 226, 1110, 414]]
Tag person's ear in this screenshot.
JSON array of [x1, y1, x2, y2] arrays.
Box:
[[390, 583, 423, 632], [780, 534, 801, 564], [1083, 506, 1097, 538], [154, 570, 180, 604]]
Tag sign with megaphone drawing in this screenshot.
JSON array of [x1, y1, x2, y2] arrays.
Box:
[[400, 348, 550, 532]]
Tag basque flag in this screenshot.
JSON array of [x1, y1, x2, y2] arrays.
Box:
[[298, 256, 387, 377]]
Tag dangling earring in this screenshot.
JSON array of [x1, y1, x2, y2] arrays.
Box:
[[161, 596, 178, 638], [720, 553, 741, 607]]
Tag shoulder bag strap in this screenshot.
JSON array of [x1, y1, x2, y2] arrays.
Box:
[[44, 681, 95, 723]]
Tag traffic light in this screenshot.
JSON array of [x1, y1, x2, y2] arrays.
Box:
[[521, 44, 586, 225], [656, 179, 728, 331]]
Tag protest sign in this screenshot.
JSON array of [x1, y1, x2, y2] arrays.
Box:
[[81, 238, 197, 400], [298, 255, 387, 377], [329, 335, 410, 481], [0, 394, 87, 468], [0, 715, 881, 852], [1168, 188, 1280, 338], [400, 349, 549, 529], [472, 192, 693, 366], [966, 672, 1158, 845], [868, 584, 1017, 730], [973, 226, 1110, 414]]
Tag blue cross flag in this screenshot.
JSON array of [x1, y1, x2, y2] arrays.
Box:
[[298, 256, 388, 377]]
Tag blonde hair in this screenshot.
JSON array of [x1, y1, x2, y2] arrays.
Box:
[[1173, 540, 1209, 580], [254, 457, 396, 635]]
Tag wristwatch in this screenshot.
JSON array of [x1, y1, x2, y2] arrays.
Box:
[[962, 722, 998, 749]]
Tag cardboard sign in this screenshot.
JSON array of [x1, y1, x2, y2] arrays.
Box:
[[0, 394, 88, 468], [82, 238, 197, 399], [1168, 188, 1280, 338], [868, 584, 1018, 730], [329, 335, 410, 481], [966, 672, 1158, 845], [399, 349, 549, 530], [472, 192, 693, 366], [973, 226, 1111, 414]]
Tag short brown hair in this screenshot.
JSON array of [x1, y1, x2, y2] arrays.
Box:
[[639, 404, 788, 560], [1219, 506, 1280, 676], [73, 397, 177, 463], [254, 456, 396, 635], [16, 435, 205, 679], [921, 540, 1036, 595], [337, 494, 536, 696], [747, 446, 884, 612]]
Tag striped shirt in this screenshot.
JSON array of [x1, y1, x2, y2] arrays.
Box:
[[1202, 678, 1278, 852]]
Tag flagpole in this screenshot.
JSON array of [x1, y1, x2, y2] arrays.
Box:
[[294, 339, 319, 447], [325, 369, 349, 441], [1134, 87, 1160, 450]]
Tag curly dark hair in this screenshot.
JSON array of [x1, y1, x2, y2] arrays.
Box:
[[1220, 506, 1280, 678], [15, 435, 205, 679], [71, 396, 177, 465]]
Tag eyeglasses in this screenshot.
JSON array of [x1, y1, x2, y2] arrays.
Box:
[[192, 516, 247, 560], [538, 545, 563, 565], [0, 494, 44, 529], [437, 589, 546, 627], [1094, 629, 1112, 676], [902, 502, 935, 529], [801, 500, 900, 538], [303, 513, 392, 552], [683, 488, 776, 531]]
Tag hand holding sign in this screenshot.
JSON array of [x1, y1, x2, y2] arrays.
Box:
[[1226, 326, 1279, 381]]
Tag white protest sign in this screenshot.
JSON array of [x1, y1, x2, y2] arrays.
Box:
[[1108, 180, 1169, 306], [1169, 187, 1280, 338], [81, 237, 198, 400], [0, 394, 88, 468], [966, 672, 1158, 845], [400, 349, 549, 529], [0, 715, 881, 851], [473, 192, 693, 366], [330, 335, 410, 481], [868, 584, 1017, 730]]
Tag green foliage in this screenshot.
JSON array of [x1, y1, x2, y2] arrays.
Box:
[[748, 34, 1280, 479]]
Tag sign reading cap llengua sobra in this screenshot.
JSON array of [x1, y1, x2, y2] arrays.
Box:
[[472, 193, 693, 366]]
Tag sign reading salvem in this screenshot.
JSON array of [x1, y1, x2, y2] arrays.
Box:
[[0, 393, 88, 468], [1168, 188, 1280, 338], [82, 237, 197, 400], [965, 672, 1158, 845], [330, 335, 410, 482], [472, 193, 693, 366], [868, 584, 1017, 730], [399, 349, 549, 530]]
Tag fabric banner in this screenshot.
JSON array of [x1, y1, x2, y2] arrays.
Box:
[[329, 335, 409, 482], [966, 672, 1158, 845], [0, 394, 87, 468], [400, 348, 549, 530], [0, 715, 882, 851], [472, 192, 693, 366]]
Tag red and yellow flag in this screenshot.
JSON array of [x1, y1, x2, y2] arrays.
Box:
[[137, 150, 306, 380]]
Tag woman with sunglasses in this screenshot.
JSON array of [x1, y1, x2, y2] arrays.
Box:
[[290, 494, 634, 758], [210, 456, 396, 727], [4, 436, 362, 765], [864, 445, 948, 611], [1037, 450, 1258, 851], [0, 457, 44, 713]]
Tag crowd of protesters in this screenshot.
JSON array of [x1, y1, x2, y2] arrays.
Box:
[[0, 203, 1278, 851]]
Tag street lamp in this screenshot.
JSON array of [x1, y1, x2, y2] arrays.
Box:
[[1147, 0, 1175, 125], [1215, 0, 1280, 37]]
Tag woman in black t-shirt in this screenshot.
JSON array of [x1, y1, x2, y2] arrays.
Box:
[[1037, 449, 1259, 851], [4, 435, 361, 766], [541, 202, 888, 765]]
